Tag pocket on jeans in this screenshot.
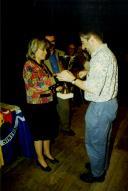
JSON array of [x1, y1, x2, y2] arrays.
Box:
[[92, 103, 104, 118]]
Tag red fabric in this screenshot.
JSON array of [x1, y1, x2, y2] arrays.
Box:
[[0, 109, 12, 124]]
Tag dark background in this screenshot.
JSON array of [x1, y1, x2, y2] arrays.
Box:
[[1, 0, 128, 106]]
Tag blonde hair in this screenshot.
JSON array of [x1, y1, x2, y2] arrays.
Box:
[[26, 38, 50, 59]]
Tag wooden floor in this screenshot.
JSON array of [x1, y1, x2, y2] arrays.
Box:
[[1, 101, 128, 191]]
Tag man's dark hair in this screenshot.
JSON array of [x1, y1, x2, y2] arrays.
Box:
[[80, 29, 104, 41], [43, 31, 57, 38]]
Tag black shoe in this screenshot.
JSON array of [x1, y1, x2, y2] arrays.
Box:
[[62, 129, 75, 136], [44, 155, 59, 164], [80, 171, 105, 183], [36, 161, 52, 172], [85, 162, 91, 170]]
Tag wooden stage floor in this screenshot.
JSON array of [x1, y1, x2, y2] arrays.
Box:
[[1, 101, 128, 191]]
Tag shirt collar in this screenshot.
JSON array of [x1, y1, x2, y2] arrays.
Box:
[[91, 43, 107, 57]]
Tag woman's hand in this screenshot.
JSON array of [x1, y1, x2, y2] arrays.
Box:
[[56, 70, 76, 83], [56, 86, 63, 92]]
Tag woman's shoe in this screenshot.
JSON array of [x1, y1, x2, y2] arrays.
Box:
[[44, 155, 59, 164], [36, 161, 52, 172]]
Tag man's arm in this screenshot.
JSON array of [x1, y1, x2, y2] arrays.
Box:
[[56, 70, 91, 92]]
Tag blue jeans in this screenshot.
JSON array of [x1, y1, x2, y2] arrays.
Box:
[[85, 98, 118, 177]]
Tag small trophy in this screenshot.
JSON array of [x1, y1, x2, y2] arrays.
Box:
[[57, 81, 74, 99]]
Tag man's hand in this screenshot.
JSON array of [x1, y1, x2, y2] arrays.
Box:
[[78, 70, 88, 79], [56, 70, 76, 83]]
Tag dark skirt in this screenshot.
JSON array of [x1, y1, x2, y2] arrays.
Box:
[[24, 101, 59, 141]]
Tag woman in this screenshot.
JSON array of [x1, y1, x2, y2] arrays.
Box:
[[23, 38, 59, 172]]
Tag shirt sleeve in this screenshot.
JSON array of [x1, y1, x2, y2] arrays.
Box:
[[85, 56, 108, 95]]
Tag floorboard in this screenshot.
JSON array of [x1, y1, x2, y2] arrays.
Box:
[[1, 101, 128, 191]]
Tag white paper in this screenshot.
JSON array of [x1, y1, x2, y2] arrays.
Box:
[[57, 92, 74, 99]]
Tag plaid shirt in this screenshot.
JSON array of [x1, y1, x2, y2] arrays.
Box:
[[84, 44, 118, 102]]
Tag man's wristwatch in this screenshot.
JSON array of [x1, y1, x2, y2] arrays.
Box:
[[71, 78, 77, 84]]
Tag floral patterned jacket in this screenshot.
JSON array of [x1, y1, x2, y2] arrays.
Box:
[[23, 60, 56, 104]]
